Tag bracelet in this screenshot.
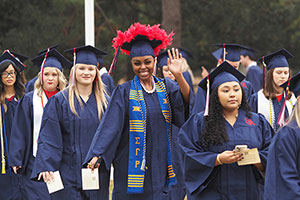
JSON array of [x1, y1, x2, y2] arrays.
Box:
[[217, 154, 223, 165]]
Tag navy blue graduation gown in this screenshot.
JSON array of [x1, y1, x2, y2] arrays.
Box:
[[25, 77, 38, 93], [192, 80, 254, 114], [264, 120, 300, 200], [9, 92, 50, 200], [31, 90, 110, 200], [101, 73, 115, 96], [178, 110, 273, 200], [248, 92, 290, 132], [84, 78, 191, 200], [182, 71, 193, 90], [167, 77, 195, 200], [246, 65, 263, 93], [0, 97, 23, 200]]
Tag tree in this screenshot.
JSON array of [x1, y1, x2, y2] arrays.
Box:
[[161, 0, 182, 47]]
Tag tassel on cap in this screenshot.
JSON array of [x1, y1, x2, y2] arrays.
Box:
[[204, 75, 210, 116], [40, 48, 50, 86], [277, 78, 291, 127]]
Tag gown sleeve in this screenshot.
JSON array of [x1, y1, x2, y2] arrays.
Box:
[[246, 67, 263, 93], [248, 93, 258, 113], [182, 71, 193, 89], [257, 113, 274, 167], [165, 77, 194, 127], [178, 113, 219, 194], [191, 86, 206, 115], [101, 73, 115, 97], [84, 84, 127, 171], [264, 125, 300, 200], [30, 95, 64, 180], [9, 94, 33, 171]]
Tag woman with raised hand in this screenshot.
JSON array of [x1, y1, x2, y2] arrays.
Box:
[[84, 23, 191, 200], [0, 51, 26, 200], [178, 62, 273, 199], [30, 45, 110, 200], [9, 48, 69, 200], [249, 48, 296, 132]]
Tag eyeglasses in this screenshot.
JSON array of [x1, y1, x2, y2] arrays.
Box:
[[2, 71, 17, 78]]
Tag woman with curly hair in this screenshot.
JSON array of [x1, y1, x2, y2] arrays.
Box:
[[0, 51, 26, 200], [178, 62, 273, 199], [249, 48, 296, 132], [84, 23, 192, 200], [9, 48, 70, 200]]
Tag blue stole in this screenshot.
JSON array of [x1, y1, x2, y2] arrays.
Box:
[[128, 75, 176, 193]]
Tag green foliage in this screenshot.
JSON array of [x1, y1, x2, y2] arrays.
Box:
[[1, 0, 300, 82]]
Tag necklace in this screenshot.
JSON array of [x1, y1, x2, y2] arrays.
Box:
[[140, 77, 156, 94]]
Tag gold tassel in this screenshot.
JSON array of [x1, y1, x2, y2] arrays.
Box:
[[1, 160, 5, 174]]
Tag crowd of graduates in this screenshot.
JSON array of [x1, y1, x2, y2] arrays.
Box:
[[0, 22, 300, 200]]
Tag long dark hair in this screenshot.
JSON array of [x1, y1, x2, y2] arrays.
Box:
[[201, 86, 251, 148], [0, 60, 25, 111]]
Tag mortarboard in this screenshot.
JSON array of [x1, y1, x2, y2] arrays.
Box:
[[240, 45, 256, 60], [10, 51, 28, 63], [38, 44, 59, 55], [178, 48, 193, 60], [109, 22, 174, 75], [65, 45, 107, 66], [157, 51, 168, 69], [199, 61, 245, 116], [0, 50, 26, 72], [212, 48, 222, 61], [281, 72, 300, 97], [157, 47, 193, 69], [258, 48, 293, 71], [31, 48, 72, 71], [214, 44, 244, 62]]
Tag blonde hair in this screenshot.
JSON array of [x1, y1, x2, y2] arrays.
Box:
[[287, 97, 300, 127], [67, 64, 108, 120], [34, 68, 67, 96]]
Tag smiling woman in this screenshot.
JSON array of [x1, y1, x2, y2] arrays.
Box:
[[0, 51, 26, 200], [30, 45, 110, 200], [84, 22, 193, 200]]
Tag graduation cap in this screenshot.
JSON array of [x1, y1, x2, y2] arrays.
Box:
[[281, 72, 300, 97], [198, 61, 245, 116], [178, 48, 193, 60], [65, 45, 107, 66], [240, 45, 256, 59], [32, 48, 72, 71], [38, 44, 59, 55], [258, 48, 293, 71], [0, 50, 26, 72], [109, 22, 174, 75], [214, 44, 244, 62], [212, 48, 222, 61], [157, 47, 192, 69], [157, 50, 168, 69], [10, 51, 28, 63]]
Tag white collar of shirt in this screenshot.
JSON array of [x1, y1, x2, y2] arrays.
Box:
[[246, 61, 257, 71]]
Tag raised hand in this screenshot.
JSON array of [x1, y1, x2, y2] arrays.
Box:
[[167, 48, 183, 77]]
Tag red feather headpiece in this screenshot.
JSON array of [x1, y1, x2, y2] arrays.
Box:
[[108, 22, 174, 75], [112, 22, 174, 56]]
